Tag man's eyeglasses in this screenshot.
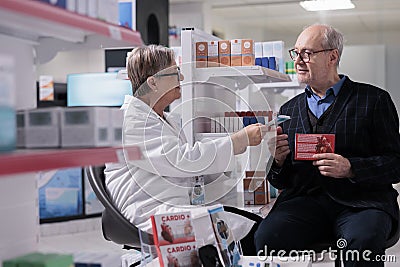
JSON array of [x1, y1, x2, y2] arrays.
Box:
[[155, 66, 181, 82], [288, 48, 335, 63]]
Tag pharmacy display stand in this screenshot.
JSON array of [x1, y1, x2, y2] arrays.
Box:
[[176, 28, 302, 210]]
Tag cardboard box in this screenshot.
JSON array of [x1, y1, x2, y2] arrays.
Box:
[[207, 41, 219, 67], [241, 39, 255, 66], [218, 40, 231, 66], [231, 39, 242, 66], [195, 42, 208, 68]]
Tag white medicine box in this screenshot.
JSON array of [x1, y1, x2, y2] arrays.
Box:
[[61, 107, 111, 147], [25, 107, 62, 148]]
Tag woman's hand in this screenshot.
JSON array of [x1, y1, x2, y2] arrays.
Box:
[[231, 123, 268, 155]]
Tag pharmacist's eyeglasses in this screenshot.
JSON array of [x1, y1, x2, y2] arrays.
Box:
[[288, 48, 335, 63], [155, 67, 181, 82]]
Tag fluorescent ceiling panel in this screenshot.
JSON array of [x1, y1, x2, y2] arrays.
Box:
[[300, 0, 355, 11]]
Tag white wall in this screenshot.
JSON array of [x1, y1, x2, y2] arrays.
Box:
[[0, 34, 36, 109], [36, 49, 104, 83], [170, 2, 212, 34], [339, 45, 386, 89], [386, 45, 400, 114]]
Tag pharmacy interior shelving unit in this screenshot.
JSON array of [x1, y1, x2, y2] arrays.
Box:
[[177, 28, 303, 208], [0, 0, 143, 261]]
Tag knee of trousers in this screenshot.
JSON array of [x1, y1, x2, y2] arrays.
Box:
[[254, 227, 285, 253], [341, 232, 387, 251]]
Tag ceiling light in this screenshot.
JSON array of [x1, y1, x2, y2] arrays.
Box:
[[300, 0, 355, 11]]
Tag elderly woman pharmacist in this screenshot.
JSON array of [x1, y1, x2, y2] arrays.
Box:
[[105, 45, 267, 255]]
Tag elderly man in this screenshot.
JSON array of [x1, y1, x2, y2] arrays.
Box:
[[255, 24, 400, 266]]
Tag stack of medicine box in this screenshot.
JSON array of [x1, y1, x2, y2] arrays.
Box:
[[196, 39, 255, 68], [17, 107, 123, 148], [37, 0, 119, 25], [243, 171, 269, 205], [255, 41, 285, 73], [210, 111, 273, 133]]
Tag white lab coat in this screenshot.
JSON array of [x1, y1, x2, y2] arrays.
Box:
[[105, 96, 255, 244]]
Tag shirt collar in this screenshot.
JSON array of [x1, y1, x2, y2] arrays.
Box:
[[305, 74, 346, 98]]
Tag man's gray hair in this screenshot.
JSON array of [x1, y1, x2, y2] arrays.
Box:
[[127, 45, 175, 96], [319, 24, 343, 66], [306, 24, 344, 66]]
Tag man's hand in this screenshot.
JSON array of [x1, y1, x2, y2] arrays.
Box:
[[313, 153, 355, 178], [267, 126, 290, 167]]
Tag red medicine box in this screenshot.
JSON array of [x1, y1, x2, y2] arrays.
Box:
[[295, 133, 335, 160]]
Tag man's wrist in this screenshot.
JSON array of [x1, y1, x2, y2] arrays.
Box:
[[270, 159, 283, 175]]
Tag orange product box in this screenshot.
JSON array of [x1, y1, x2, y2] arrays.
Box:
[[245, 171, 266, 178], [218, 40, 231, 66], [241, 39, 255, 66], [243, 178, 254, 205], [207, 41, 219, 67], [195, 42, 208, 68], [254, 180, 268, 205], [254, 191, 268, 205], [231, 39, 242, 66]]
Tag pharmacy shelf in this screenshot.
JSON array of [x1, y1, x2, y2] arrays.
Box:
[[0, 0, 143, 62], [0, 146, 141, 177], [256, 79, 304, 90], [195, 132, 229, 140], [193, 66, 291, 89]]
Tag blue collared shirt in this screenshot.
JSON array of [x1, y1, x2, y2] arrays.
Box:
[[305, 75, 346, 118]]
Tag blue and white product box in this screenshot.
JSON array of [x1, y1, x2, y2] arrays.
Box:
[[66, 0, 76, 12], [83, 171, 104, 215], [268, 56, 276, 71], [38, 168, 83, 220], [38, 0, 67, 9], [25, 107, 63, 148], [76, 0, 88, 15], [262, 42, 273, 69], [99, 0, 119, 24], [61, 107, 111, 147], [110, 107, 124, 146], [119, 0, 137, 30], [255, 42, 263, 66], [272, 41, 285, 73], [87, 0, 99, 19], [0, 54, 16, 152]]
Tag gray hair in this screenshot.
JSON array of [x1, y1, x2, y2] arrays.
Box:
[[309, 24, 344, 66], [127, 45, 175, 96]]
